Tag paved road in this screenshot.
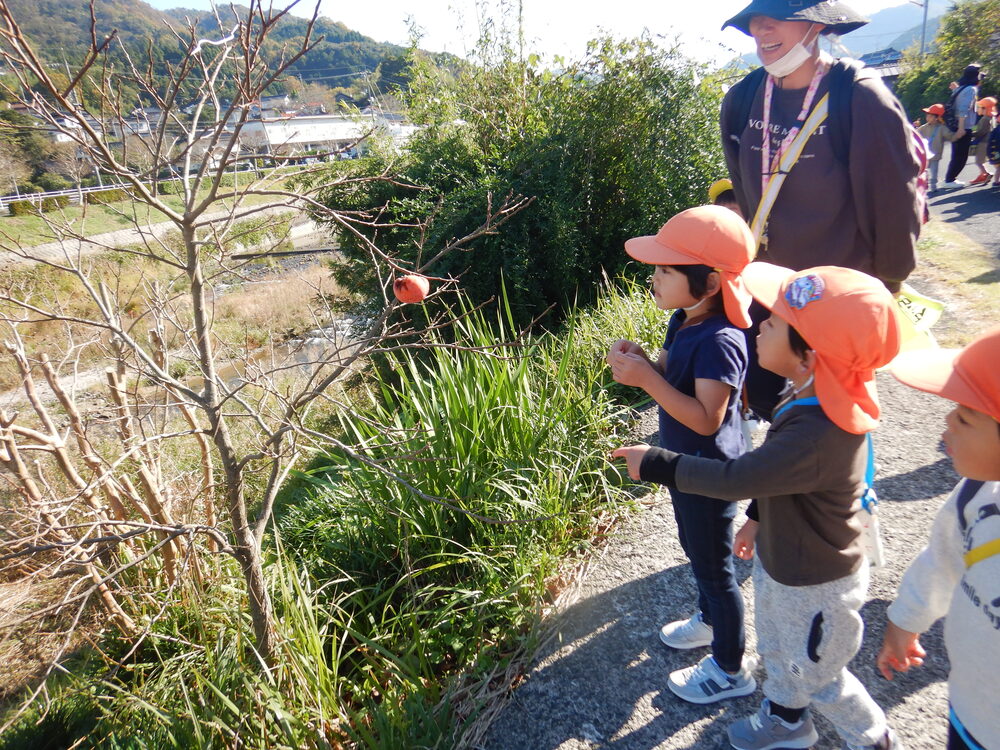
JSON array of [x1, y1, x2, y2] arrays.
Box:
[[927, 157, 999, 259]]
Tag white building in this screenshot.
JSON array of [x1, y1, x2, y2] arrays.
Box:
[[237, 113, 387, 157]]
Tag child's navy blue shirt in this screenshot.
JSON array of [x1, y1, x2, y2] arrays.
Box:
[[658, 311, 748, 459]]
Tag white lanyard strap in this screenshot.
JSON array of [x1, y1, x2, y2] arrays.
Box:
[[760, 61, 828, 196], [750, 92, 830, 247]]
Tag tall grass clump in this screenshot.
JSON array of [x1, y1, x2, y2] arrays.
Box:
[[276, 286, 658, 744], [0, 281, 664, 749]]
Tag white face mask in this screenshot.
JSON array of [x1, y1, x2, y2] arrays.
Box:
[[763, 25, 819, 78]]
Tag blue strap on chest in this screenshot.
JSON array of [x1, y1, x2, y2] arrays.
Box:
[[771, 396, 819, 421]]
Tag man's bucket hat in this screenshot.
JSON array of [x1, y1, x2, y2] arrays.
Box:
[[723, 0, 869, 37], [625, 205, 755, 329], [742, 263, 900, 434], [891, 324, 1000, 424]]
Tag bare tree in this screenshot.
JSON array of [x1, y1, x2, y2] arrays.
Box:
[[0, 0, 528, 694], [45, 141, 96, 208], [0, 139, 31, 198]]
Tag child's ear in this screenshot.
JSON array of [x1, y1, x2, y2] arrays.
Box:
[[705, 271, 723, 298], [800, 349, 818, 374]]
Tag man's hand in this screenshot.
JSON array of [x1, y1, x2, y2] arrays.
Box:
[[610, 444, 651, 480], [877, 621, 926, 680]]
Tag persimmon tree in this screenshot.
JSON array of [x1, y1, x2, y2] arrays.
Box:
[[0, 0, 527, 690]]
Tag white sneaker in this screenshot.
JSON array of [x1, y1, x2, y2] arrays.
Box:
[[941, 180, 965, 189], [668, 654, 757, 704], [659, 612, 713, 649]]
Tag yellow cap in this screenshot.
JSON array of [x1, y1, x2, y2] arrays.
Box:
[[708, 178, 734, 203]]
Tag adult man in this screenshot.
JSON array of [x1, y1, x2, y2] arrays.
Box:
[[720, 0, 923, 418]]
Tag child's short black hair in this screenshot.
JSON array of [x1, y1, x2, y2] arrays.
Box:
[[668, 264, 723, 312], [713, 189, 737, 206], [788, 324, 811, 359]]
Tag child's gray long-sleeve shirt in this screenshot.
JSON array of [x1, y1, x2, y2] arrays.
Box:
[[640, 403, 866, 587]]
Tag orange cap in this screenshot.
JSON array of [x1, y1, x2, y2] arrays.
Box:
[[977, 96, 997, 113], [922, 103, 945, 115], [743, 263, 901, 434], [891, 324, 1000, 423], [624, 205, 754, 328]]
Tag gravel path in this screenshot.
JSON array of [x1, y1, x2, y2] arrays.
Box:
[[479, 157, 997, 750], [480, 376, 957, 749]]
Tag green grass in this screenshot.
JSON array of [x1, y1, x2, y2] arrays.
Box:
[[0, 174, 290, 247], [0, 278, 664, 749]]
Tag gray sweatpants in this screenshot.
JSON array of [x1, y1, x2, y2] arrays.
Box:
[[754, 558, 887, 747]]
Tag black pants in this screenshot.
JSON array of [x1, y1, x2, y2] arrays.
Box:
[[670, 488, 745, 673], [945, 132, 973, 183]]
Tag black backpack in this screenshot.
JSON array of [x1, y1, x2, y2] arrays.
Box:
[[723, 58, 872, 164], [988, 123, 1000, 164], [943, 85, 972, 132]]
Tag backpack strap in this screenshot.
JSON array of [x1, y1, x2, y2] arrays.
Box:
[[724, 66, 767, 149], [825, 58, 870, 164], [955, 478, 986, 533], [749, 93, 830, 246]]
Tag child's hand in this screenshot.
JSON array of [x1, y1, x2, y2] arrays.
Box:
[[876, 621, 926, 680], [733, 519, 758, 560], [606, 339, 646, 366], [610, 444, 650, 480], [609, 351, 653, 388]]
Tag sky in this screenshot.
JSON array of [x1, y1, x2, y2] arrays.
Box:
[[144, 0, 917, 65]]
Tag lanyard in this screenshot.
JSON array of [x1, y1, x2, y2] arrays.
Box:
[[760, 60, 829, 196], [749, 94, 829, 247], [771, 395, 819, 421]]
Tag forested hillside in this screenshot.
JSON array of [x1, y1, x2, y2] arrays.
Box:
[[0, 0, 410, 98]]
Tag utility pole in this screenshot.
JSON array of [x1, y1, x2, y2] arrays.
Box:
[[911, 0, 930, 60]]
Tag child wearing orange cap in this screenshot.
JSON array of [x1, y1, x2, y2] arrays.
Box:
[[878, 325, 1000, 750], [607, 205, 756, 703], [613, 263, 904, 750], [917, 103, 959, 192], [968, 97, 997, 186]]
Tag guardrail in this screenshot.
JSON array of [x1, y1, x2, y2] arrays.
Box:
[[0, 168, 270, 210]]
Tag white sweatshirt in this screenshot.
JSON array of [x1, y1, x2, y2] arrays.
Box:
[[888, 479, 1000, 748]]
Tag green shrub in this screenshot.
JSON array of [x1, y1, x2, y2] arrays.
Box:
[[8, 199, 37, 216], [307, 37, 726, 329], [40, 195, 70, 212], [276, 289, 637, 744], [85, 187, 130, 205], [35, 172, 71, 192], [156, 179, 182, 195]]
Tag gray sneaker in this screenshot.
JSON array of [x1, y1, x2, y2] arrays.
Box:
[[659, 612, 714, 649], [727, 699, 819, 750], [667, 654, 756, 704], [844, 727, 906, 750]]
